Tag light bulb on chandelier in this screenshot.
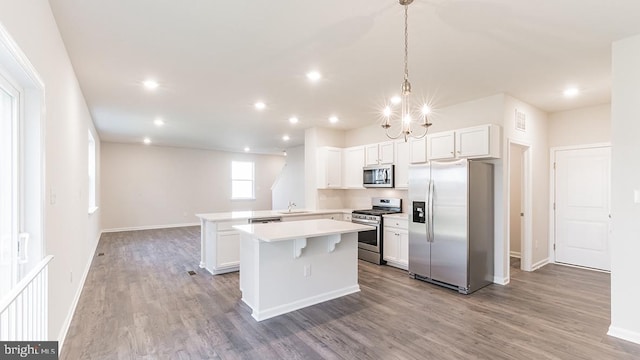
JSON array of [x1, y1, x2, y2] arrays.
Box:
[[381, 0, 433, 142]]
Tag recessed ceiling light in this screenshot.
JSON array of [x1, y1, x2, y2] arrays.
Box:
[[289, 116, 299, 124], [329, 116, 339, 124], [306, 71, 321, 82], [143, 80, 159, 90], [390, 96, 401, 105], [282, 135, 290, 141], [244, 147, 250, 152], [143, 137, 151, 145], [154, 118, 164, 126], [563, 87, 579, 97], [254, 101, 266, 110]]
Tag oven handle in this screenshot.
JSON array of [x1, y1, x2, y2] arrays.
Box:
[[351, 219, 380, 226]]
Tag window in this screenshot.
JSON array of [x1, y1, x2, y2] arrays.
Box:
[[231, 161, 255, 199], [0, 72, 19, 298], [88, 130, 97, 213]]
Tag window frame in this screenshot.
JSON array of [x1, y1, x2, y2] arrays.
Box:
[[231, 160, 255, 200], [88, 130, 98, 214]]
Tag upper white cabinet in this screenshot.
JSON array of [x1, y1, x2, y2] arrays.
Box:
[[365, 141, 395, 165], [342, 146, 365, 189], [394, 140, 410, 188], [427, 124, 501, 160], [317, 147, 342, 189], [409, 137, 427, 164]]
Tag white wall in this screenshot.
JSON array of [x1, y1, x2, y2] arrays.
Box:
[[272, 145, 305, 210], [0, 0, 102, 344], [101, 142, 285, 230], [609, 33, 640, 344], [548, 104, 611, 147], [503, 95, 550, 270]]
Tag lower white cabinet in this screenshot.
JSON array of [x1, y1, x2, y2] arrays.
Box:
[[204, 219, 247, 274], [383, 218, 408, 270]]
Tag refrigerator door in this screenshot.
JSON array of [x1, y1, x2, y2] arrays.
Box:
[[430, 159, 469, 288], [408, 165, 430, 278]]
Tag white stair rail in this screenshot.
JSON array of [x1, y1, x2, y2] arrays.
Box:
[[0, 255, 53, 341]]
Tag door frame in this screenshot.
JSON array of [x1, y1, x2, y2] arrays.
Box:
[[506, 139, 533, 275], [548, 142, 611, 265]]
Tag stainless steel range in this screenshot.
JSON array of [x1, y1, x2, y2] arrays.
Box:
[[352, 197, 402, 264]]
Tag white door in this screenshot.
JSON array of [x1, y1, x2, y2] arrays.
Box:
[[555, 146, 611, 270]]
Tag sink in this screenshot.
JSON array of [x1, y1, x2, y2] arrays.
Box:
[[279, 210, 311, 214]]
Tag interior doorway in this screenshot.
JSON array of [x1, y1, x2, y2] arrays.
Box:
[[508, 140, 532, 276]]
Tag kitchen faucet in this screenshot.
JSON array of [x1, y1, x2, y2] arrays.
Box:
[[288, 201, 296, 213]]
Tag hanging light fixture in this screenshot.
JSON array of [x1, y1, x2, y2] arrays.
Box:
[[382, 0, 432, 142]]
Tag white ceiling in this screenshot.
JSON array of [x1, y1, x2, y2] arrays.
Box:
[[48, 0, 640, 154]]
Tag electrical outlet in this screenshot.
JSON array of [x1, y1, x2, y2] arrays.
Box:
[[304, 264, 311, 277]]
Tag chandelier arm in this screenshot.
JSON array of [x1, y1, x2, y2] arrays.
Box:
[[384, 125, 406, 140]]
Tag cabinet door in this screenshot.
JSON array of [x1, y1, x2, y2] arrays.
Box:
[[398, 230, 409, 266], [217, 231, 240, 267], [394, 140, 410, 188], [379, 142, 395, 164], [383, 228, 399, 262], [343, 146, 365, 188], [365, 144, 380, 165], [318, 147, 342, 188], [428, 131, 456, 160], [409, 137, 427, 164], [456, 125, 490, 158]]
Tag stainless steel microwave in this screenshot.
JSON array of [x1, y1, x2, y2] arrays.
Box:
[[363, 165, 394, 188]]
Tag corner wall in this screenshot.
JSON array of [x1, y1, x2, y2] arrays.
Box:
[[0, 0, 102, 344], [609, 33, 640, 345]]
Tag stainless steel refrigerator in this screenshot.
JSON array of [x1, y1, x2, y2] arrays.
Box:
[[408, 159, 494, 294]]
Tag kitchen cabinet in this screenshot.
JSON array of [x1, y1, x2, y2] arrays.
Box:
[[203, 219, 246, 274], [317, 147, 342, 189], [409, 137, 427, 164], [394, 140, 410, 188], [365, 141, 395, 165], [342, 146, 365, 189], [383, 217, 408, 270], [427, 124, 501, 160]]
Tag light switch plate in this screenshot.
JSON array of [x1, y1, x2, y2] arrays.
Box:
[[635, 190, 640, 204]]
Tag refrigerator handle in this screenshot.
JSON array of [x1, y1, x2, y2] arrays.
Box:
[[428, 179, 434, 242]]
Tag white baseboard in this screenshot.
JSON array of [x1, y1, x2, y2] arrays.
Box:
[[532, 257, 549, 271], [247, 285, 361, 321], [57, 231, 101, 351], [608, 325, 640, 345], [493, 276, 509, 285], [509, 251, 521, 258], [102, 222, 199, 233]]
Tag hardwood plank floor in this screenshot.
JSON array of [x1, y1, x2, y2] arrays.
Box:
[[61, 227, 640, 359]]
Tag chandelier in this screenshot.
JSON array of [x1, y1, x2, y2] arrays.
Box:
[[381, 0, 432, 142]]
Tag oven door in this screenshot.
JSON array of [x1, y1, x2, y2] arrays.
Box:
[[352, 218, 381, 252]]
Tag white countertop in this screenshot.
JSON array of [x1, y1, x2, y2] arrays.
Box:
[[233, 219, 374, 242], [196, 209, 353, 222], [383, 213, 408, 220]]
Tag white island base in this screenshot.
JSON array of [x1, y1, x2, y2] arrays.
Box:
[[234, 219, 372, 321]]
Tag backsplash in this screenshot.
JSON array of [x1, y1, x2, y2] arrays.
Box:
[[318, 188, 409, 213]]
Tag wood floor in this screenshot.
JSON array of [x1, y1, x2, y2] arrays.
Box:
[[61, 227, 640, 359]]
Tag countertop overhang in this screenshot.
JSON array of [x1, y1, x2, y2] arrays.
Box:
[[233, 219, 374, 242], [196, 209, 354, 222]]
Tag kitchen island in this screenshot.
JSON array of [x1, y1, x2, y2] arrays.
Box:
[[196, 209, 352, 275], [233, 219, 373, 321]]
